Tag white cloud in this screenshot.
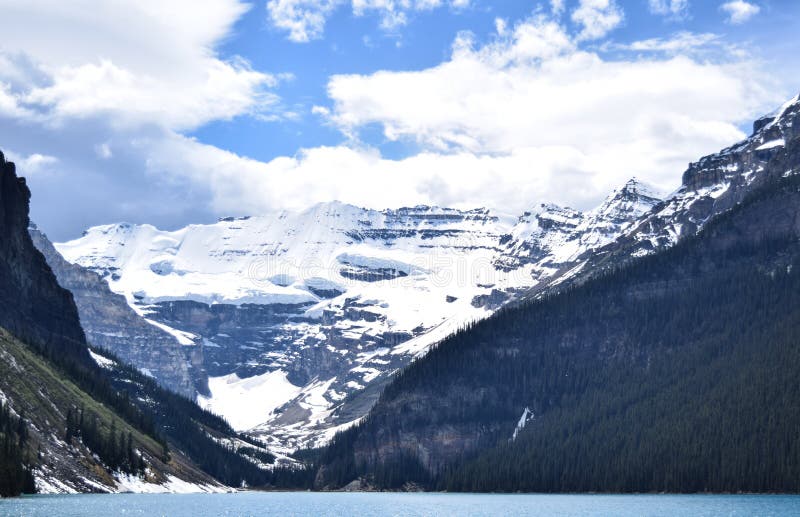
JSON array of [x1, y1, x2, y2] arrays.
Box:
[[94, 142, 113, 159], [3, 150, 59, 175], [266, 0, 344, 42], [290, 14, 778, 211], [0, 0, 279, 130], [0, 0, 283, 239], [720, 1, 760, 24], [648, 0, 690, 20], [610, 31, 721, 54], [571, 0, 624, 41], [551, 0, 566, 16], [145, 132, 616, 220], [267, 0, 469, 41]]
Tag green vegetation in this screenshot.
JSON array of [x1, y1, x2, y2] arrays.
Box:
[[313, 174, 800, 492], [236, 446, 276, 465], [0, 327, 171, 495], [65, 408, 145, 476], [96, 347, 277, 488], [0, 402, 36, 497]]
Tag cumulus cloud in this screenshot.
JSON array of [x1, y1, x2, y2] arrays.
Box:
[[648, 0, 690, 20], [3, 150, 59, 175], [0, 0, 282, 238], [266, 0, 343, 42], [0, 0, 279, 130], [297, 14, 776, 211], [1, 1, 786, 243], [571, 0, 624, 41], [321, 16, 769, 158], [267, 0, 469, 41], [720, 1, 760, 24]]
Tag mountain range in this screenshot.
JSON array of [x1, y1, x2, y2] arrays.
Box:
[[52, 174, 662, 452], [49, 93, 799, 457], [0, 91, 798, 494]]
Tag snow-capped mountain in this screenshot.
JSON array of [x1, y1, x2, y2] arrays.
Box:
[[52, 92, 800, 453], [55, 181, 661, 451], [595, 93, 800, 264]]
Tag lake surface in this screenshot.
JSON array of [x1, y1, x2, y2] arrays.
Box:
[[1, 492, 799, 516]]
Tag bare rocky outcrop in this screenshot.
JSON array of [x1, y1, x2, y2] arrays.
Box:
[[30, 227, 201, 398]]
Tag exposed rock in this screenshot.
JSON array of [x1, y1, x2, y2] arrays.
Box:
[[0, 151, 89, 364], [30, 227, 199, 398]]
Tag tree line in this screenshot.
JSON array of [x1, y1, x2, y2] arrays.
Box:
[[65, 408, 146, 476], [0, 402, 36, 497]]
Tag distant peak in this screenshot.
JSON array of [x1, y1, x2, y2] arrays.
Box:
[[752, 93, 800, 135], [614, 178, 662, 201], [539, 202, 579, 213], [308, 200, 367, 213]]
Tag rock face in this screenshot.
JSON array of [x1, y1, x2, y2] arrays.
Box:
[[55, 186, 661, 451], [513, 93, 800, 297], [30, 227, 201, 398], [610, 93, 800, 262], [0, 151, 89, 364]]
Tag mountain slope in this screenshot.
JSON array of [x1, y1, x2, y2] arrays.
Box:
[[310, 95, 800, 491], [0, 157, 89, 368], [55, 182, 661, 450], [0, 327, 221, 493], [0, 151, 218, 494], [30, 227, 202, 398], [0, 150, 279, 495]]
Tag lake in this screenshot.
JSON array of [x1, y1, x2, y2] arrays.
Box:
[[1, 492, 799, 516]]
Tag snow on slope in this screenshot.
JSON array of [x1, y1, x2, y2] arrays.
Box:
[[197, 370, 302, 431], [57, 184, 661, 450]]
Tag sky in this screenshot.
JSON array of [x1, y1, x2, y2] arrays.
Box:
[[0, 0, 798, 240]]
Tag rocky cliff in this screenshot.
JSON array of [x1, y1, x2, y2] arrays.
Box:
[[0, 151, 89, 365], [30, 227, 201, 398]]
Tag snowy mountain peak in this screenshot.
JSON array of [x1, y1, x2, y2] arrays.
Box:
[[601, 93, 800, 263], [590, 178, 662, 227], [753, 92, 800, 135], [616, 178, 662, 201], [536, 204, 584, 231]]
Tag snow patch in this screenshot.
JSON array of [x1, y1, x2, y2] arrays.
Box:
[[512, 407, 534, 441], [198, 370, 302, 431], [756, 139, 785, 151], [88, 349, 115, 369]]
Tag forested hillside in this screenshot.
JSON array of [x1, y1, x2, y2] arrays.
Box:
[[313, 172, 800, 492], [0, 400, 36, 497]]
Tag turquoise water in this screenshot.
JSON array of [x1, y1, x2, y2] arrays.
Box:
[[1, 492, 799, 516]]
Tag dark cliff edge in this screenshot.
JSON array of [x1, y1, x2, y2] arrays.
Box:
[[0, 152, 90, 367], [30, 227, 202, 398]]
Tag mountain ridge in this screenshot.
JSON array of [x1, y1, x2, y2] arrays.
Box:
[[309, 96, 800, 490], [54, 175, 663, 451]]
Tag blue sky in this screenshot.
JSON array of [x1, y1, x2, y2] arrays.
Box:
[[198, 0, 799, 162], [0, 0, 798, 240]]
